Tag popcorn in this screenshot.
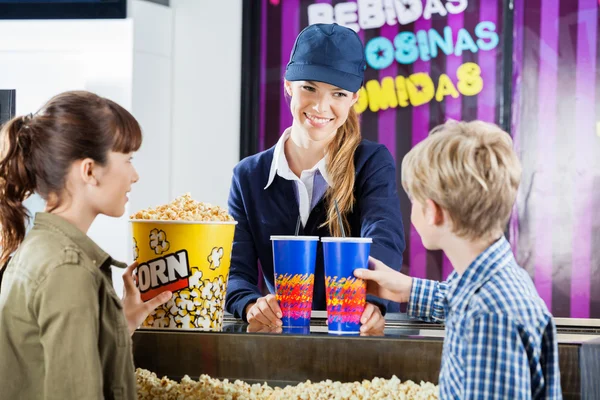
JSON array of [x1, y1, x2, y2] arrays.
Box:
[[175, 290, 196, 315], [174, 313, 193, 329], [202, 281, 215, 301], [141, 274, 229, 331], [188, 267, 204, 289], [131, 193, 234, 222], [146, 309, 171, 328], [149, 229, 170, 255], [208, 247, 224, 270], [136, 369, 440, 400], [133, 238, 139, 262]]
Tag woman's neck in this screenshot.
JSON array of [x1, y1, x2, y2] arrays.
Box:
[[286, 124, 334, 176]]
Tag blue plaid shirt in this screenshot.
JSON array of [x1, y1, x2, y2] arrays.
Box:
[[408, 237, 562, 399]]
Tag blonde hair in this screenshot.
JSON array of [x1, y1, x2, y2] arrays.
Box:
[[401, 120, 522, 240], [323, 108, 361, 236]]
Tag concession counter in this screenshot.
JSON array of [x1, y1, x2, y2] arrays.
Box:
[[132, 312, 600, 399]]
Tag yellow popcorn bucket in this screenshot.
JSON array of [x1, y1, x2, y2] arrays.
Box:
[[130, 220, 237, 331]]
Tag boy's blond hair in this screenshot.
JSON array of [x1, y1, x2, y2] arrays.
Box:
[[401, 120, 522, 240]]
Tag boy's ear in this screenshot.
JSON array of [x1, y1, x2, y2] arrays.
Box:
[[424, 198, 445, 226]]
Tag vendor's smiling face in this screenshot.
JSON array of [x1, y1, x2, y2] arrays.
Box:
[[285, 80, 358, 142]]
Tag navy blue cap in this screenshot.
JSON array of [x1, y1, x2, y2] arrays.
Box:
[[285, 23, 366, 92]]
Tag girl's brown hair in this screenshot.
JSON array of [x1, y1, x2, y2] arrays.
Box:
[[323, 107, 361, 236], [0, 90, 142, 265]]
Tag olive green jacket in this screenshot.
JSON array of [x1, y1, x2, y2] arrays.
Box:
[[0, 212, 135, 400]]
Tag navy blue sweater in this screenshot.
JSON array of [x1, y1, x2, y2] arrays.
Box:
[[225, 139, 406, 320]]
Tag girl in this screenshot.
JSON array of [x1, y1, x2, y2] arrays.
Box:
[[0, 91, 170, 399], [225, 23, 405, 334]]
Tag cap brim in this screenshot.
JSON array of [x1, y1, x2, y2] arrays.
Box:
[[285, 64, 362, 92]]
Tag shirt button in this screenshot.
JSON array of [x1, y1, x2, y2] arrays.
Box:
[[314, 207, 321, 213]]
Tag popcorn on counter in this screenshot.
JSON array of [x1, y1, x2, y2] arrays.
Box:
[[136, 368, 439, 400]]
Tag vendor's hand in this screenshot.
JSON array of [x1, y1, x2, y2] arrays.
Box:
[[245, 294, 283, 328], [247, 322, 283, 334], [360, 330, 384, 337], [359, 302, 385, 334], [354, 257, 413, 304], [122, 262, 172, 335]]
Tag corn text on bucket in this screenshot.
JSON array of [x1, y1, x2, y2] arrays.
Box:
[[130, 194, 236, 331]]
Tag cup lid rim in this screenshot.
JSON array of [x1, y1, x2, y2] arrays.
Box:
[[270, 235, 320, 241], [320, 237, 373, 243]]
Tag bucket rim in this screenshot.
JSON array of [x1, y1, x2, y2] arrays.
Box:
[[129, 219, 237, 225]]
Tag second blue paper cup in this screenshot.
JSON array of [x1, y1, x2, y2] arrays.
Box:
[[322, 237, 372, 334]]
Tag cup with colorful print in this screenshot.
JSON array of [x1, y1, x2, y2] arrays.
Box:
[[322, 237, 371, 334], [271, 236, 319, 329]]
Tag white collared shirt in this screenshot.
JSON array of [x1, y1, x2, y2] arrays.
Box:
[[264, 129, 332, 227]]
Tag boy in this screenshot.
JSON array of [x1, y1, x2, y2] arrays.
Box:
[[354, 121, 561, 399]]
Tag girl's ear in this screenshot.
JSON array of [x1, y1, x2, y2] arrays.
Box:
[[80, 158, 98, 186]]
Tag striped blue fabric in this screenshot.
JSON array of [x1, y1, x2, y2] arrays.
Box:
[[408, 237, 562, 399]]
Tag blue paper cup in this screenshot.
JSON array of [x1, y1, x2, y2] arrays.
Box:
[[271, 236, 319, 328], [322, 237, 372, 334]]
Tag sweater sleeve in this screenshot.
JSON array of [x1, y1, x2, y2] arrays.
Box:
[[224, 166, 263, 321]]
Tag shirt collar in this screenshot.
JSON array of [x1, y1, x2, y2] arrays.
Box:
[[445, 236, 514, 313], [264, 128, 332, 189], [33, 212, 127, 269]]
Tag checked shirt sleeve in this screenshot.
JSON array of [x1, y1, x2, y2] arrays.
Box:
[[407, 278, 448, 323]]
